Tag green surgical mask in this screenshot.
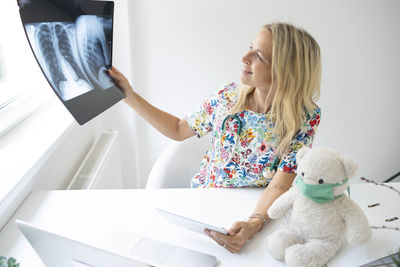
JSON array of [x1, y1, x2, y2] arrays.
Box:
[[295, 176, 350, 203]]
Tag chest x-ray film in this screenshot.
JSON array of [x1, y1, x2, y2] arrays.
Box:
[[18, 0, 125, 125]]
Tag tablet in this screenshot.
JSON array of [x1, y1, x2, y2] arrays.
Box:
[[156, 208, 228, 235]]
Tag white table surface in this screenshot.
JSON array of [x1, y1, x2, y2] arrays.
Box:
[[0, 183, 399, 267]]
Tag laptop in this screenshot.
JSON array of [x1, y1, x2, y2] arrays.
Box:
[[16, 219, 217, 267]]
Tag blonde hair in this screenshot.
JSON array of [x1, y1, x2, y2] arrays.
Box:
[[229, 22, 321, 156]]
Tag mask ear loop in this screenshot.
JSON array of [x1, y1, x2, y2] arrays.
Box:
[[331, 178, 352, 200], [339, 178, 351, 197]]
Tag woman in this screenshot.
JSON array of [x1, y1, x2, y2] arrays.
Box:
[[107, 22, 321, 253]]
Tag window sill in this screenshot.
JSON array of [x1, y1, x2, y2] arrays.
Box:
[[0, 99, 76, 228]]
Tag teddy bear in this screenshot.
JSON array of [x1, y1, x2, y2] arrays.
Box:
[[266, 147, 372, 267]]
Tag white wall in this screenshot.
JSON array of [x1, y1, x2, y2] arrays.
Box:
[[98, 0, 140, 188], [128, 0, 400, 186]]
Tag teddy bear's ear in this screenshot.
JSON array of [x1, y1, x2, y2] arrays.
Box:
[[341, 156, 359, 178], [296, 146, 311, 163]]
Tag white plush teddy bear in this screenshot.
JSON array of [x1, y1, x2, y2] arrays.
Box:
[[266, 147, 372, 267]]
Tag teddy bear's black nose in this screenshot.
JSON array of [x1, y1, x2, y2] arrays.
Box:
[[318, 179, 324, 184]]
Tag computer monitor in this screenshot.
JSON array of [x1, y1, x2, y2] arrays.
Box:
[[17, 0, 125, 125]]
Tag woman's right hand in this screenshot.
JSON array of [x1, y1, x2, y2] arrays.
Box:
[[205, 218, 263, 253], [107, 66, 135, 101]]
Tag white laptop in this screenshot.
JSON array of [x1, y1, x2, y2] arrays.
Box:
[[16, 219, 217, 267]]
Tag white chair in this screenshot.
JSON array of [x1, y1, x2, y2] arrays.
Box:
[[146, 134, 212, 188]]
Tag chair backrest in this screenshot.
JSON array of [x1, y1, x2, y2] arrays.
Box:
[[145, 135, 212, 189]]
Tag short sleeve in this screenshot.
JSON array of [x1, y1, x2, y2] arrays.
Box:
[[278, 106, 321, 173], [186, 82, 238, 138]]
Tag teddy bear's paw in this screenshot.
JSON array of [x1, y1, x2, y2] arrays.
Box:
[[267, 206, 281, 220], [285, 241, 339, 267], [266, 237, 285, 260], [347, 228, 372, 245], [266, 230, 301, 261]]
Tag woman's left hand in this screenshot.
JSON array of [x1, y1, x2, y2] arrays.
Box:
[[204, 218, 263, 253]]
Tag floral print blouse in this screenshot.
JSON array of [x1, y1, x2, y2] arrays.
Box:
[[186, 82, 321, 188]]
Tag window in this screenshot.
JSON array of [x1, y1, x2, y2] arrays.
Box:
[[0, 1, 52, 137]]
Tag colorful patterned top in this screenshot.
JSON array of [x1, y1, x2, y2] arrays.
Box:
[[186, 82, 321, 188]]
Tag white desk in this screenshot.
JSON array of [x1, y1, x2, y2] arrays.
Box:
[[0, 183, 399, 266]]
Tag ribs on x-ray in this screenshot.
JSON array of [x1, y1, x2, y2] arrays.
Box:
[[25, 15, 112, 101], [76, 16, 113, 90]]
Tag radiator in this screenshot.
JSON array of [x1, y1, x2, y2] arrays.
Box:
[[67, 129, 123, 189]]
